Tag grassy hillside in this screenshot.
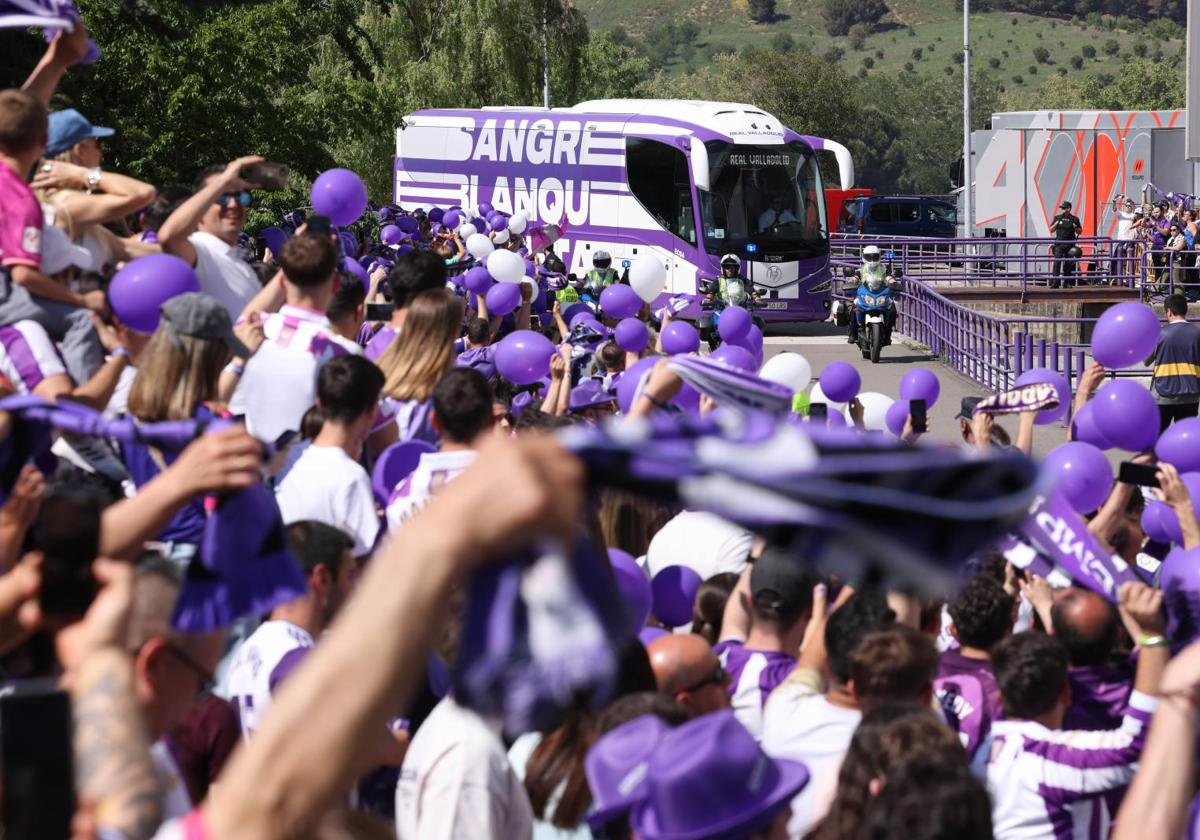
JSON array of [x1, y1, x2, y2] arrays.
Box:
[[578, 0, 1182, 100]]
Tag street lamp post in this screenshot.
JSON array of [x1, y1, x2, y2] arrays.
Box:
[[963, 0, 973, 239]]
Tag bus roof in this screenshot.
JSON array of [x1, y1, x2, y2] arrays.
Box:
[[405, 100, 803, 146]]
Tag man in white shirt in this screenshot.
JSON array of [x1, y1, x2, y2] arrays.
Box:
[[1110, 196, 1140, 282], [125, 558, 226, 822], [386, 367, 494, 528], [276, 354, 383, 557], [229, 232, 361, 443], [396, 695, 534, 840], [985, 583, 1166, 840], [760, 591, 895, 838], [223, 521, 356, 739], [158, 155, 265, 318]]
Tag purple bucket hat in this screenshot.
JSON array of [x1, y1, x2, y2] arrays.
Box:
[[585, 714, 672, 829], [630, 710, 809, 840], [569, 379, 617, 414]]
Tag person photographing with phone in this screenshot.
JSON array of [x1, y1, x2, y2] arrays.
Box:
[[1049, 200, 1082, 288]]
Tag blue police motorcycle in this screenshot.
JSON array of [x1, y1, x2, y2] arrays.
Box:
[[839, 249, 903, 364]]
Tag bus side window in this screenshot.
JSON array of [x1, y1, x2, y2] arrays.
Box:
[[626, 138, 695, 246]]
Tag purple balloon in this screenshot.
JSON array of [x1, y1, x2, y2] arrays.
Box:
[[570, 310, 600, 331], [464, 266, 494, 295], [710, 344, 757, 373], [341, 257, 369, 291], [1157, 417, 1200, 473], [899, 367, 941, 408], [741, 324, 764, 360], [717, 306, 752, 343], [1014, 367, 1070, 426], [819, 361, 861, 403], [1070, 401, 1113, 449], [428, 208, 445, 224], [337, 231, 359, 258], [562, 302, 592, 326], [380, 224, 403, 246], [610, 548, 651, 630], [471, 217, 487, 234], [310, 168, 368, 227], [617, 357, 659, 413], [826, 410, 848, 429], [615, 318, 650, 353], [600, 284, 643, 320], [478, 202, 495, 217], [638, 626, 669, 646], [661, 321, 700, 355], [489, 214, 508, 232], [885, 400, 909, 437], [109, 254, 201, 333], [485, 282, 522, 316], [442, 210, 462, 229], [1091, 302, 1162, 369], [1142, 500, 1178, 544], [1093, 379, 1160, 452], [651, 565, 703, 628], [371, 440, 435, 503], [1042, 442, 1113, 514], [495, 330, 556, 385], [395, 216, 419, 234]]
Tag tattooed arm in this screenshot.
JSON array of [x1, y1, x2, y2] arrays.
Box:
[[71, 647, 162, 840]]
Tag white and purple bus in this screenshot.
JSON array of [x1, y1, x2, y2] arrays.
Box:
[[394, 99, 833, 322]]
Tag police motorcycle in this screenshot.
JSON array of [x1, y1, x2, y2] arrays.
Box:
[[835, 245, 904, 364], [698, 254, 767, 351]]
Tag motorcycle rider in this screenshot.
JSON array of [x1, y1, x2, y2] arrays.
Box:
[[847, 244, 896, 344], [582, 250, 622, 299], [706, 254, 759, 307]]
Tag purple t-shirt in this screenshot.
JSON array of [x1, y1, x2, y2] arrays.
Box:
[[456, 345, 497, 380], [714, 640, 796, 738], [935, 650, 1003, 758], [1065, 662, 1133, 731], [364, 326, 397, 362]]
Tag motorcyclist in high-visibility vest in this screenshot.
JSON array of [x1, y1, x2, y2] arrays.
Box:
[[582, 251, 621, 299], [847, 244, 896, 344], [706, 254, 759, 307]]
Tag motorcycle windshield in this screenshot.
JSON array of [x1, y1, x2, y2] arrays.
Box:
[[699, 142, 828, 258]]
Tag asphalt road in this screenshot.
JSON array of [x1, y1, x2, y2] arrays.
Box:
[[762, 322, 1068, 459]]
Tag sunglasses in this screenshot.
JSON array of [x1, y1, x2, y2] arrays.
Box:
[[681, 662, 728, 694], [214, 191, 252, 208], [165, 642, 216, 694]]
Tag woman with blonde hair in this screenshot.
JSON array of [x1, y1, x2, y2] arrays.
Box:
[[120, 293, 249, 545], [374, 288, 464, 446]]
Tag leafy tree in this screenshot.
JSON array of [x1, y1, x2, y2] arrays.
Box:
[[1133, 42, 1148, 57], [823, 0, 889, 37], [771, 32, 796, 53], [748, 0, 777, 23], [1013, 73, 1024, 83], [825, 46, 847, 62], [863, 56, 876, 68], [989, 57, 1001, 68], [911, 47, 923, 60], [1033, 46, 1050, 63], [1028, 64, 1038, 74], [1081, 44, 1096, 59], [679, 21, 701, 44], [849, 23, 870, 50], [1069, 55, 1083, 69]]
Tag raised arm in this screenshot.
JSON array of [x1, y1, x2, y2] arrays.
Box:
[[20, 24, 91, 106], [157, 156, 263, 267], [33, 162, 156, 228], [202, 434, 584, 840]]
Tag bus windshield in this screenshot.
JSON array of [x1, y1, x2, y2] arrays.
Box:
[[699, 141, 828, 257]]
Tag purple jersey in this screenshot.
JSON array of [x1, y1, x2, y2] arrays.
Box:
[[1065, 663, 1134, 732], [364, 326, 397, 362], [935, 650, 1003, 758], [714, 640, 796, 740], [456, 345, 497, 380]]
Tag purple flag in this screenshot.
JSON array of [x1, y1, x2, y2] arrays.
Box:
[[994, 533, 1073, 587], [0, 0, 77, 30], [974, 382, 1059, 416], [667, 355, 793, 414], [1015, 489, 1140, 602]]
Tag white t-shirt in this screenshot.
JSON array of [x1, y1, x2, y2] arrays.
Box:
[[1115, 210, 1136, 241], [645, 510, 753, 581], [386, 449, 476, 530], [230, 305, 361, 444], [396, 696, 534, 840], [151, 738, 193, 821], [222, 619, 315, 740], [275, 444, 380, 556], [189, 230, 261, 318], [761, 682, 862, 838]]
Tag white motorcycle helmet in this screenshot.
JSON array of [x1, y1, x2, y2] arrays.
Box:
[[862, 245, 881, 263], [721, 254, 741, 273]]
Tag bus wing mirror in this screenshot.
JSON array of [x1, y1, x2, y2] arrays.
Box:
[[689, 137, 710, 193]]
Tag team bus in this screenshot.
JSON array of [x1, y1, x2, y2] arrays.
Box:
[[394, 99, 833, 322]]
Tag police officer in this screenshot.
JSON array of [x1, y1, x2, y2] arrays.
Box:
[[582, 250, 621, 299], [1049, 201, 1082, 288]]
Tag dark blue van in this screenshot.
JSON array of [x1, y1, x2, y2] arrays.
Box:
[[838, 196, 957, 238]]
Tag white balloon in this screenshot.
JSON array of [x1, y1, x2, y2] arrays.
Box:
[[760, 352, 812, 393], [466, 233, 495, 260], [486, 249, 526, 283], [508, 213, 528, 234], [844, 391, 894, 432], [807, 383, 846, 414], [629, 255, 667, 303], [492, 228, 511, 245], [457, 223, 476, 240]]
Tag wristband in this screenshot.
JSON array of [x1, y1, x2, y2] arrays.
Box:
[[1139, 634, 1168, 648], [224, 361, 245, 377], [109, 347, 130, 360], [640, 391, 669, 410]]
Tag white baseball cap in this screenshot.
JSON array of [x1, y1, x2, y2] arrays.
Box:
[[41, 226, 95, 276]]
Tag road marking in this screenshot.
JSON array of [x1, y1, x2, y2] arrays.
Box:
[[764, 335, 854, 346]]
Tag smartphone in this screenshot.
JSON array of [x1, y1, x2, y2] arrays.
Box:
[[244, 161, 290, 191], [306, 214, 333, 238], [366, 302, 394, 322], [1, 681, 74, 840], [37, 490, 103, 619], [809, 402, 828, 420], [1118, 461, 1160, 488], [910, 398, 928, 434]]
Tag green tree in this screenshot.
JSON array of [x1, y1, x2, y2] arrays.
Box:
[[679, 21, 701, 44], [748, 0, 777, 23], [1033, 46, 1050, 63], [848, 23, 869, 50], [1084, 57, 1185, 110], [1069, 55, 1084, 69], [771, 32, 796, 53], [1103, 39, 1119, 55], [862, 55, 876, 68], [911, 46, 923, 60], [822, 0, 889, 37], [1081, 44, 1096, 59]]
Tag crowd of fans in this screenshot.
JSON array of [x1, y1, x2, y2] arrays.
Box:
[[8, 20, 1200, 840]]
